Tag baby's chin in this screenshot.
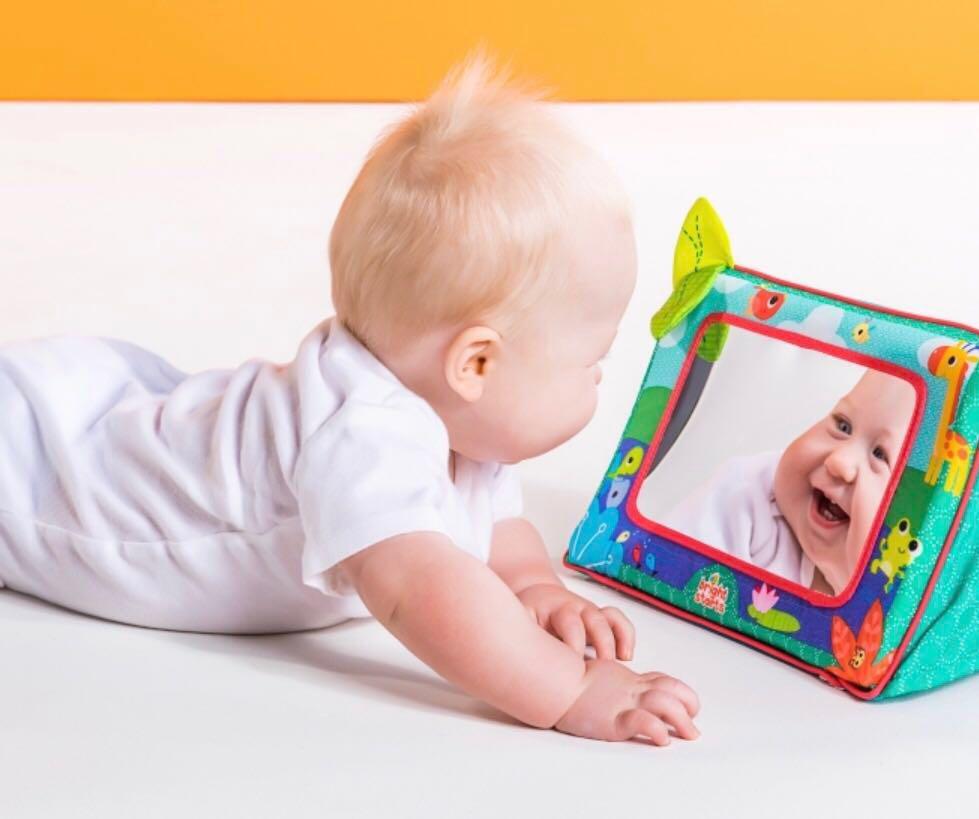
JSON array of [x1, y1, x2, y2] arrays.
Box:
[[803, 488, 878, 584]]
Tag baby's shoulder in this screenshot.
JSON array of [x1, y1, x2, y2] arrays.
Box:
[[300, 388, 449, 490], [297, 317, 448, 452], [331, 391, 446, 447], [709, 449, 781, 489]]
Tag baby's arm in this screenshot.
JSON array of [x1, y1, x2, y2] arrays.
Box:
[[334, 532, 700, 744], [488, 516, 635, 661]]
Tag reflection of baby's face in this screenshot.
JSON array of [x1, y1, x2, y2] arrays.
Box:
[[773, 370, 917, 595]]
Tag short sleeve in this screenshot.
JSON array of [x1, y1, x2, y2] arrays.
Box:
[[659, 456, 749, 558], [489, 462, 523, 522], [293, 397, 453, 597], [660, 451, 786, 570]]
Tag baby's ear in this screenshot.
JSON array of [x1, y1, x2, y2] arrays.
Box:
[[444, 325, 502, 402]]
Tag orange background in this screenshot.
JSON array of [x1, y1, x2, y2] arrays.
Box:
[[4, 1, 979, 101]]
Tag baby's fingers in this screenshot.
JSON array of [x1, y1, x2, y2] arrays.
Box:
[[600, 606, 635, 661], [639, 689, 700, 741], [615, 708, 671, 746], [550, 604, 586, 655], [582, 607, 616, 659], [641, 672, 701, 717]]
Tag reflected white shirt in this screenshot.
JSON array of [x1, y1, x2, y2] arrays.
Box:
[[661, 450, 815, 589]]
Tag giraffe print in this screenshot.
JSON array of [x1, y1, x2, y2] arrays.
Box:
[[924, 340, 979, 496]]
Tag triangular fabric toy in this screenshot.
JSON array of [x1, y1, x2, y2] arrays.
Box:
[[565, 198, 979, 700]]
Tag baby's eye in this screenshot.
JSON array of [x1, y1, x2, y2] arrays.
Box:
[[872, 445, 890, 465], [834, 415, 852, 435]]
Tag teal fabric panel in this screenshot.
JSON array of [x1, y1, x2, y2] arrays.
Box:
[[880, 373, 979, 697]]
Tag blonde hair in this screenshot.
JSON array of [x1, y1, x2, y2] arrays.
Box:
[[328, 48, 633, 354]]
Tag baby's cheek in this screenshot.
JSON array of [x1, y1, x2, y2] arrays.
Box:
[[559, 384, 594, 437], [771, 460, 791, 514], [558, 378, 598, 442], [857, 471, 889, 515], [773, 446, 805, 501], [524, 378, 584, 447], [849, 480, 886, 554]]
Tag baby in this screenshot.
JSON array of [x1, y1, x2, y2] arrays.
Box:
[[0, 54, 699, 745], [662, 368, 917, 596]]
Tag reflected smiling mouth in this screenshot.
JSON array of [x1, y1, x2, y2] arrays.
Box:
[[811, 488, 849, 527]]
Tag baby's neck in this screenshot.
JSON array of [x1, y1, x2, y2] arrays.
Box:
[[809, 566, 835, 595]]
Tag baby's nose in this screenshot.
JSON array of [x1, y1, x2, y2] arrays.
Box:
[[825, 446, 858, 483], [594, 365, 603, 386]]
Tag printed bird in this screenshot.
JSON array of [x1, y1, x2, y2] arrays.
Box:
[[852, 321, 872, 344], [746, 286, 786, 320], [606, 445, 645, 479]]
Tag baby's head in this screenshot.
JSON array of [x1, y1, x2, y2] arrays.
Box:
[[773, 369, 917, 595], [328, 51, 637, 464]]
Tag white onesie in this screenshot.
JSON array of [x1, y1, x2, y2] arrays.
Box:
[[660, 450, 815, 589], [0, 317, 522, 633]]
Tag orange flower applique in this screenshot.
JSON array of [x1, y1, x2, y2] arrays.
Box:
[[828, 599, 895, 689]]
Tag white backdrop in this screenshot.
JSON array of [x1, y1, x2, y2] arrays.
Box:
[[1, 102, 977, 818]]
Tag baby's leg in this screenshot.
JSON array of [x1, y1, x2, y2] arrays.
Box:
[[0, 512, 351, 635], [0, 341, 350, 635]]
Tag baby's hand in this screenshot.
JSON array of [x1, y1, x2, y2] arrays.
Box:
[[516, 583, 635, 660], [555, 658, 701, 745]]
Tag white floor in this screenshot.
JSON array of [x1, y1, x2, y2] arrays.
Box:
[[1, 102, 977, 818]]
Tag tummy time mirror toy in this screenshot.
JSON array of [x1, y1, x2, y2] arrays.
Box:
[[565, 198, 979, 699]]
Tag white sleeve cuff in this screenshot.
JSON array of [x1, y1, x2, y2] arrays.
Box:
[[301, 507, 452, 596]]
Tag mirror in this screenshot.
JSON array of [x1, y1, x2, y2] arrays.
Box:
[[636, 322, 918, 598]]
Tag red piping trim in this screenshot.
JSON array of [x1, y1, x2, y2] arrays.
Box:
[[623, 311, 927, 609]]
